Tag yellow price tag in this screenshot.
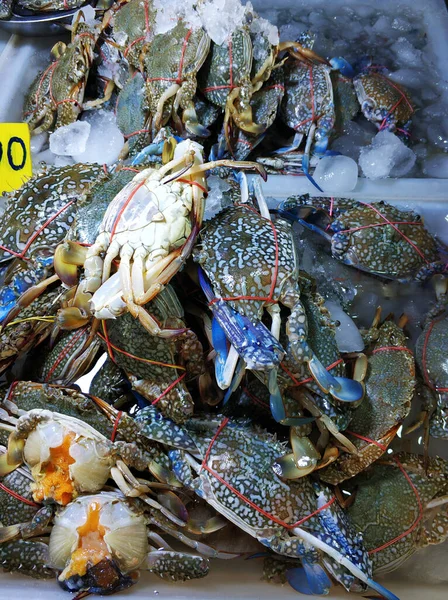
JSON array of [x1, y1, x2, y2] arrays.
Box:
[[0, 123, 32, 194]]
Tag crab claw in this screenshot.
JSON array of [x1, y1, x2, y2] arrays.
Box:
[[330, 57, 355, 78], [308, 357, 365, 403], [199, 268, 285, 382], [54, 241, 88, 287], [56, 307, 90, 330], [286, 560, 332, 595]]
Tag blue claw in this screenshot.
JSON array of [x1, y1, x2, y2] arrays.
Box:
[[330, 57, 355, 78], [366, 578, 400, 600], [302, 153, 325, 193], [287, 561, 331, 595], [222, 358, 246, 405], [268, 368, 290, 424], [199, 268, 285, 371], [130, 141, 165, 166], [308, 357, 364, 403], [211, 317, 231, 387]]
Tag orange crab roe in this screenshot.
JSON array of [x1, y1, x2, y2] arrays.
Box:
[[64, 501, 110, 579], [32, 432, 76, 505]]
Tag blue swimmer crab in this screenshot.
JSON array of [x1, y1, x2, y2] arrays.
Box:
[[54, 140, 266, 337], [142, 19, 211, 137], [345, 453, 448, 575], [136, 408, 398, 599], [30, 325, 101, 386], [104, 0, 154, 70], [193, 178, 363, 419], [97, 285, 204, 423], [23, 13, 100, 134], [199, 14, 326, 150], [280, 196, 446, 282], [0, 163, 105, 324], [320, 310, 415, 485], [353, 68, 415, 134], [413, 291, 448, 440]]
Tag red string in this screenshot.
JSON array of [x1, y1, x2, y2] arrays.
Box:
[[110, 410, 123, 442], [0, 200, 75, 261], [421, 316, 448, 392], [97, 331, 186, 371], [151, 372, 187, 405], [146, 29, 192, 85], [345, 430, 424, 554], [101, 321, 116, 364], [371, 346, 413, 356], [109, 179, 146, 240], [338, 202, 430, 266], [201, 36, 235, 94], [123, 128, 150, 140], [243, 387, 269, 410], [200, 418, 336, 529], [45, 327, 88, 382], [0, 482, 41, 509], [281, 359, 343, 388], [208, 204, 279, 306], [176, 179, 208, 194], [6, 381, 20, 401]]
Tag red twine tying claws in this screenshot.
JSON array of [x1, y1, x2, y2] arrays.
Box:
[[146, 29, 193, 86], [0, 482, 41, 509], [151, 372, 187, 406], [0, 200, 75, 261], [209, 204, 280, 306], [111, 410, 123, 442], [200, 417, 336, 530], [345, 430, 424, 555], [338, 202, 430, 266], [281, 359, 343, 388]]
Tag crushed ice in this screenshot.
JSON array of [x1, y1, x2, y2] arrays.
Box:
[[359, 130, 416, 179]]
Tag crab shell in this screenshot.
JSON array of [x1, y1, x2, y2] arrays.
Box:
[[281, 61, 335, 153], [345, 454, 448, 574], [415, 312, 448, 438], [320, 320, 415, 485], [353, 72, 414, 131], [49, 492, 147, 593]]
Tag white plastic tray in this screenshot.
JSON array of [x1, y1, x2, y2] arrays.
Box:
[[0, 1, 448, 598]]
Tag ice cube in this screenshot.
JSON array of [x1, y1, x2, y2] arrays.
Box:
[[422, 154, 448, 178], [426, 120, 448, 152], [312, 155, 358, 192], [358, 130, 416, 179], [391, 37, 423, 68], [198, 0, 247, 46], [49, 121, 91, 156], [331, 121, 376, 162], [72, 110, 124, 165], [391, 17, 412, 32], [388, 68, 427, 89], [203, 176, 232, 221], [30, 131, 48, 155]]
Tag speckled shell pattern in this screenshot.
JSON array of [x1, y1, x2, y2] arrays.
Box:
[[196, 206, 297, 321]]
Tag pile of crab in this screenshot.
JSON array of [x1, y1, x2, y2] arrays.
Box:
[[20, 0, 415, 188], [0, 123, 448, 598]]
